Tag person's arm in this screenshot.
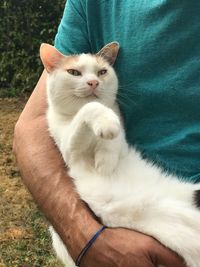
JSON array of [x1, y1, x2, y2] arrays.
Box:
[[13, 0, 185, 265], [13, 71, 185, 267]]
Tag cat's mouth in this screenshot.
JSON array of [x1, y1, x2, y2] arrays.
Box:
[[89, 91, 99, 98], [83, 93, 99, 99], [74, 89, 99, 99]]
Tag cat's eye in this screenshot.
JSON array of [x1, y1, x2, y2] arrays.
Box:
[[98, 69, 107, 76], [67, 69, 82, 76]]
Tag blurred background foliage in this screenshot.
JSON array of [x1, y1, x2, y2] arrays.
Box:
[[0, 0, 66, 97]]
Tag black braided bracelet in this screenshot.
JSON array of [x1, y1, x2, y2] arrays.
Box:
[[75, 225, 106, 267]]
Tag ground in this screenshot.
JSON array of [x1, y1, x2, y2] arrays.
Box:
[[0, 98, 63, 267]]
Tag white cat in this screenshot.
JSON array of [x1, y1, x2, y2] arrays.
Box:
[[40, 42, 200, 267]]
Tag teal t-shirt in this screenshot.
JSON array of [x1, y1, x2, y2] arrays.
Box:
[[54, 0, 200, 182]]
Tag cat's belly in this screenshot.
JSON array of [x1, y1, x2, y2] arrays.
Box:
[[74, 173, 200, 267], [69, 152, 200, 267], [70, 152, 198, 217], [70, 161, 198, 228]]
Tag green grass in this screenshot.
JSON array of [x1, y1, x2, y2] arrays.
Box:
[[0, 98, 63, 267], [0, 210, 62, 267]]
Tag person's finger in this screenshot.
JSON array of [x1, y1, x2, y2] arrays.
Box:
[[153, 242, 186, 267]]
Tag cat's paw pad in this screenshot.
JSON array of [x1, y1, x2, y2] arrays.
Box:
[[96, 123, 119, 139], [94, 114, 120, 140]]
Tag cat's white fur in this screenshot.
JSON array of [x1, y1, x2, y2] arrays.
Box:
[[41, 43, 200, 267]]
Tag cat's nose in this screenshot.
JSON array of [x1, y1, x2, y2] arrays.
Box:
[[87, 80, 99, 90]]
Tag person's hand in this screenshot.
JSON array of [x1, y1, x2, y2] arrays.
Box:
[[81, 227, 185, 267]]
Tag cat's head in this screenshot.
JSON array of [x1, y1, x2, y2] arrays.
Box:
[[40, 42, 119, 115]]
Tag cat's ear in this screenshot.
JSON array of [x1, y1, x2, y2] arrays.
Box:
[[96, 42, 120, 65], [40, 43, 65, 73]]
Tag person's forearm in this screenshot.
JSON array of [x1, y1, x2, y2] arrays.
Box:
[[13, 71, 101, 260]]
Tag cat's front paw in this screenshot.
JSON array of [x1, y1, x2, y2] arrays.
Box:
[[95, 152, 119, 176], [93, 112, 120, 140]]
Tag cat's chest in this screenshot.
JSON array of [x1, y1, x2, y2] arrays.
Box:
[[48, 115, 71, 148]]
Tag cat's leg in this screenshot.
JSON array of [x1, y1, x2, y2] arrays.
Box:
[[143, 205, 200, 267], [82, 102, 124, 175], [101, 198, 200, 267], [49, 226, 76, 267], [61, 102, 122, 175], [94, 137, 123, 175]]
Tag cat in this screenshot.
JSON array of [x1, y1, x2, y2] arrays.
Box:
[[40, 42, 200, 267]]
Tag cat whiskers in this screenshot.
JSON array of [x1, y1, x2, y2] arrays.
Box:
[[99, 89, 136, 109], [117, 93, 137, 110], [58, 92, 81, 106], [117, 84, 138, 109], [72, 86, 91, 93]]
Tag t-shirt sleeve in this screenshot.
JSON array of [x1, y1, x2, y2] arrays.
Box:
[[54, 0, 91, 55]]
